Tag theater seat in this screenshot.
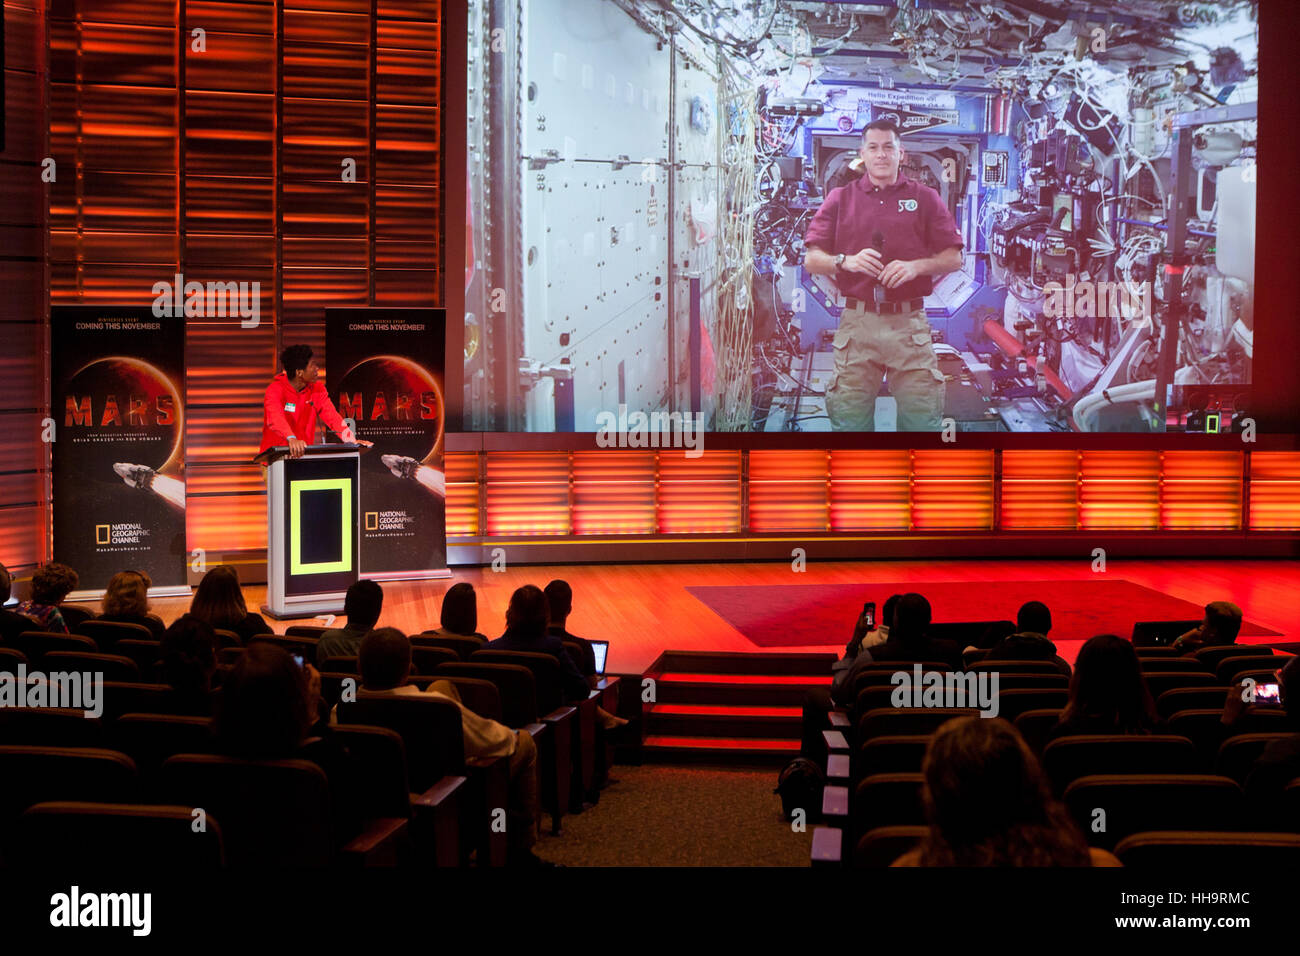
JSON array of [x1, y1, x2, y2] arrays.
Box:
[[438, 660, 571, 835], [337, 694, 508, 866], [1143, 671, 1219, 700], [285, 625, 329, 639], [1043, 735, 1198, 795], [249, 634, 319, 666], [1156, 686, 1231, 719], [996, 688, 1069, 723], [854, 734, 929, 782], [857, 707, 978, 743], [76, 620, 152, 652], [331, 723, 464, 868], [10, 631, 97, 666], [58, 606, 96, 631], [115, 640, 164, 678], [1013, 709, 1064, 758], [44, 650, 141, 683], [1214, 733, 1296, 786], [161, 753, 406, 868], [1194, 646, 1276, 670], [1217, 656, 1281, 685], [16, 802, 226, 868], [0, 746, 138, 865], [1113, 830, 1300, 867], [1063, 775, 1243, 851], [320, 656, 359, 675], [110, 714, 215, 786], [0, 648, 27, 674], [850, 773, 925, 846], [411, 645, 459, 676], [414, 633, 483, 661], [0, 707, 104, 748], [855, 825, 928, 868]]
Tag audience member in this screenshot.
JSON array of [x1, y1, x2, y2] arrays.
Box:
[[961, 619, 1016, 667], [346, 627, 546, 866], [318, 579, 383, 660], [853, 592, 962, 671], [1049, 634, 1164, 740], [487, 585, 590, 705], [16, 562, 79, 634], [893, 716, 1119, 866], [1173, 601, 1244, 653], [216, 642, 359, 845], [426, 582, 488, 643], [189, 565, 270, 643], [99, 569, 166, 640], [984, 601, 1071, 675], [1222, 655, 1300, 827], [160, 614, 220, 715], [0, 563, 38, 645], [542, 579, 627, 732], [829, 593, 902, 706], [544, 579, 596, 682]]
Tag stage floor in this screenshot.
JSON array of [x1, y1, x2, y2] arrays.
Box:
[[139, 558, 1300, 674]]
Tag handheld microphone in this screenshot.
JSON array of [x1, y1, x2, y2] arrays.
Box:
[[870, 231, 887, 303]]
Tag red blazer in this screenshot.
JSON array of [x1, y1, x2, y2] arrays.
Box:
[[259, 372, 353, 455]]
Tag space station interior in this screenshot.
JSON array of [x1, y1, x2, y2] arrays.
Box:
[[464, 1, 1258, 433]]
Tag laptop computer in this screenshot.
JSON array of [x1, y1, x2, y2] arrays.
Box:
[[590, 640, 609, 676]]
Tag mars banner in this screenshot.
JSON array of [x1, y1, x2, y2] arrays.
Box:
[[51, 306, 187, 591], [325, 308, 448, 579]]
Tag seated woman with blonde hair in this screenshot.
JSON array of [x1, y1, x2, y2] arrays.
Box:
[[99, 569, 166, 640]]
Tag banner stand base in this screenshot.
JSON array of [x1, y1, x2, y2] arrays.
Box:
[[67, 586, 192, 603], [261, 601, 346, 621], [361, 568, 453, 582]]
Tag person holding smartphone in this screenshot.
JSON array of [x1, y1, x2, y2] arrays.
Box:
[[828, 594, 901, 706], [1224, 656, 1300, 828]]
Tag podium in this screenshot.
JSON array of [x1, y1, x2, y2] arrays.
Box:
[[255, 443, 364, 620]]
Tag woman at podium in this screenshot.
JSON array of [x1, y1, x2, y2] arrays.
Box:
[[259, 345, 371, 459]]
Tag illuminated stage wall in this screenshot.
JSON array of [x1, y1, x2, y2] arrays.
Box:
[[34, 0, 443, 579], [4, 1, 1300, 581]]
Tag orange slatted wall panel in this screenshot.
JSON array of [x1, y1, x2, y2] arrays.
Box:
[[1248, 451, 1300, 530], [47, 0, 442, 558], [1080, 450, 1160, 531], [0, 0, 48, 575], [1160, 450, 1243, 530], [444, 450, 480, 537], [828, 450, 911, 531], [484, 452, 570, 536], [657, 450, 742, 534], [911, 449, 994, 530], [748, 450, 828, 532], [571, 451, 656, 535], [1001, 450, 1079, 530]]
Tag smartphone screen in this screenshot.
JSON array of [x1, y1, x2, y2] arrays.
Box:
[[1255, 683, 1282, 706], [292, 654, 305, 669], [863, 601, 876, 630]]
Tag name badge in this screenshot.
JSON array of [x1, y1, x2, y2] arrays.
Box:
[[284, 403, 296, 413]]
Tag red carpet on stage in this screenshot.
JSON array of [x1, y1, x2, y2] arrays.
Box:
[[685, 580, 1284, 651]]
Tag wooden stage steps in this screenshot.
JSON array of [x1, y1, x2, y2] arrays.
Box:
[[642, 650, 835, 764]]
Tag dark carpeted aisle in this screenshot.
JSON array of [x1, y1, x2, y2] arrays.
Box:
[[534, 764, 813, 867]]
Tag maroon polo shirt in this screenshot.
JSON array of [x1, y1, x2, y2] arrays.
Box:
[[804, 171, 962, 302]]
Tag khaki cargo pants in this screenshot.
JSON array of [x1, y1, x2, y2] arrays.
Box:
[[826, 303, 945, 431]]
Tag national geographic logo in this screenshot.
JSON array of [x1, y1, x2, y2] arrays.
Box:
[[366, 510, 414, 534], [95, 522, 149, 546]]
